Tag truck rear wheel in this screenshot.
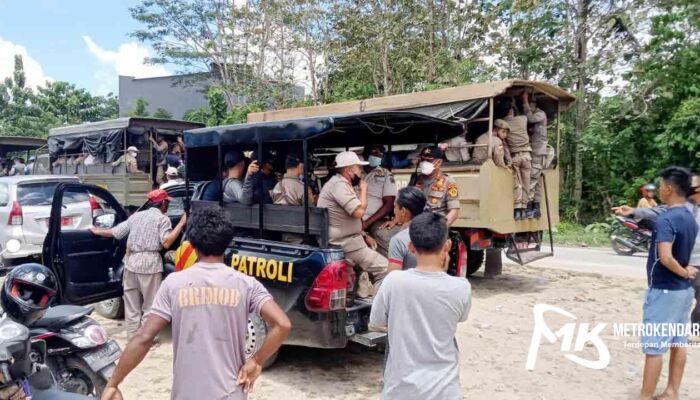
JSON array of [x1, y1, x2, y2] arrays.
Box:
[[467, 249, 485, 276], [246, 314, 278, 369]]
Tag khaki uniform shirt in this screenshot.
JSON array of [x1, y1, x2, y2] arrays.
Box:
[[472, 133, 510, 167], [113, 154, 139, 173], [503, 115, 532, 153], [524, 105, 548, 155], [317, 174, 365, 252], [415, 173, 460, 215], [272, 173, 306, 206], [364, 167, 398, 221]]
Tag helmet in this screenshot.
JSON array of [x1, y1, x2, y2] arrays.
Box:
[[642, 183, 656, 196], [1, 264, 58, 326]]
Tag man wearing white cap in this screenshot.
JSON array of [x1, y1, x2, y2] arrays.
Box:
[[317, 151, 389, 297], [160, 166, 184, 189], [112, 146, 141, 173]]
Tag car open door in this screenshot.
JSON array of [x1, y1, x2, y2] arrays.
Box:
[[43, 183, 128, 305]]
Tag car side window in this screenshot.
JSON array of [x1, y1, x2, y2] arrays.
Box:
[[0, 184, 8, 206]]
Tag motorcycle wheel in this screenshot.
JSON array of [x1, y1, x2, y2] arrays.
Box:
[[610, 227, 636, 256], [62, 356, 107, 397], [611, 238, 636, 256]]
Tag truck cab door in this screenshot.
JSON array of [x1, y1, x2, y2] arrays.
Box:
[[43, 183, 128, 305]]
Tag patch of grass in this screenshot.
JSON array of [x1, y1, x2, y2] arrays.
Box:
[[543, 221, 611, 248]]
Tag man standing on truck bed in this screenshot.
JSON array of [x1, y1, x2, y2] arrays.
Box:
[[503, 99, 533, 220], [90, 189, 187, 337], [362, 145, 400, 258], [370, 212, 471, 400], [413, 146, 460, 226], [522, 92, 547, 219], [101, 206, 291, 400], [317, 151, 389, 296]]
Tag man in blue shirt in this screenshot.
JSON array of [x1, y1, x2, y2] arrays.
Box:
[[640, 166, 698, 400]]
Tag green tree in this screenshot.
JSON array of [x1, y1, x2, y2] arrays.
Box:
[[152, 108, 173, 119], [36, 81, 118, 125], [129, 98, 150, 117], [0, 55, 55, 137]]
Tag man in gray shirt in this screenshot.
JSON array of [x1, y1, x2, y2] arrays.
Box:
[[387, 187, 427, 271], [222, 150, 246, 203], [370, 212, 471, 400]]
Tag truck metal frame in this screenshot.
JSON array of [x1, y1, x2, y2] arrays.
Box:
[[42, 118, 204, 207], [247, 80, 576, 274]]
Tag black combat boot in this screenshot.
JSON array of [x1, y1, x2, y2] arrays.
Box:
[[514, 208, 523, 220], [532, 202, 542, 218]]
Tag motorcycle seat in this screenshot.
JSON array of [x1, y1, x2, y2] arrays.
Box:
[[31, 305, 93, 328]]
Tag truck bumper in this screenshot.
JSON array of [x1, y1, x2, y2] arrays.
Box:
[[284, 309, 349, 349]]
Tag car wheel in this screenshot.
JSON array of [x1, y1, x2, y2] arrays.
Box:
[[245, 314, 278, 369], [95, 298, 125, 319]]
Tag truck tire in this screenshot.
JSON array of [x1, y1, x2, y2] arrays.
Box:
[[467, 249, 485, 276], [95, 298, 125, 320]]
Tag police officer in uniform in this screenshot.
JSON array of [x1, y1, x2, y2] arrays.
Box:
[[362, 145, 400, 258], [317, 151, 389, 296], [413, 146, 460, 226]]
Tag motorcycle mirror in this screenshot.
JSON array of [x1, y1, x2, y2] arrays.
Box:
[[5, 240, 20, 254]]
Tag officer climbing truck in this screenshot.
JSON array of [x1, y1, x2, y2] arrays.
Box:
[[247, 80, 577, 276], [42, 111, 468, 359]]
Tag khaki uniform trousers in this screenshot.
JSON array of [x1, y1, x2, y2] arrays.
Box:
[[529, 154, 546, 203], [511, 152, 532, 208], [123, 270, 162, 337], [367, 220, 401, 258], [344, 238, 389, 296]]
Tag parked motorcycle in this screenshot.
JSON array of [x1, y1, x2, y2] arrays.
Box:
[[0, 255, 120, 398], [28, 305, 121, 397], [0, 316, 92, 400], [610, 215, 651, 255]]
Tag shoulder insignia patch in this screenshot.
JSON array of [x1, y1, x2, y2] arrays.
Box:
[[448, 183, 458, 197], [431, 197, 438, 204]]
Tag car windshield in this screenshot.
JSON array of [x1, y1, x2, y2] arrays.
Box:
[[17, 181, 86, 206]]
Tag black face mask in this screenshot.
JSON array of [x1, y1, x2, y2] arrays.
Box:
[[350, 174, 362, 187]]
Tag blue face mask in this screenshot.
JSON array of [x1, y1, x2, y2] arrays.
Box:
[[368, 155, 382, 168]]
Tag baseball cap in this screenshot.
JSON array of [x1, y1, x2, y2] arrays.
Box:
[[420, 146, 444, 160], [494, 119, 511, 131], [334, 151, 369, 168], [224, 150, 245, 168], [166, 166, 179, 177], [147, 189, 173, 203]]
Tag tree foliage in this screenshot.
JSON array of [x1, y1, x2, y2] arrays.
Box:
[[0, 55, 118, 137]]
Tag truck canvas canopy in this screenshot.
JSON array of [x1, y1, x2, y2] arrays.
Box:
[[185, 111, 464, 181], [247, 80, 576, 123], [0, 136, 46, 158], [48, 117, 203, 162]]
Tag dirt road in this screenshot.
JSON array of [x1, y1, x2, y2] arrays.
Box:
[[97, 262, 700, 400]]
